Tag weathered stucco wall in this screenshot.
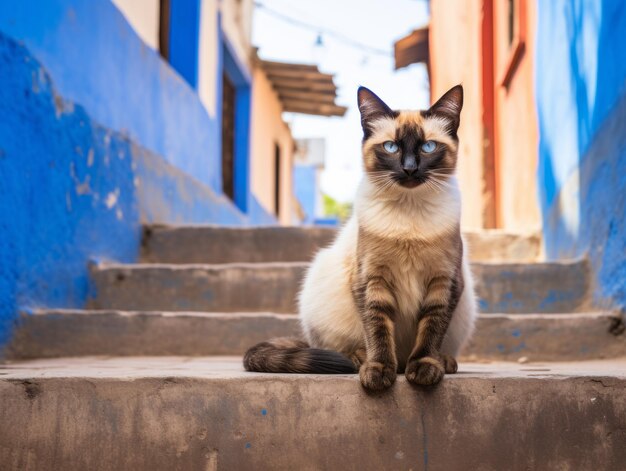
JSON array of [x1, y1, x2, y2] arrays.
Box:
[[0, 33, 136, 345], [536, 0, 626, 310]]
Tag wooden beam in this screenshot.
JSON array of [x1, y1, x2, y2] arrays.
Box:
[[259, 59, 346, 116], [278, 90, 338, 105], [270, 78, 337, 93], [261, 60, 319, 72], [265, 69, 335, 82], [282, 100, 347, 117]]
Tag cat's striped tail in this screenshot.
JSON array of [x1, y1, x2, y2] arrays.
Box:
[[243, 338, 357, 374]]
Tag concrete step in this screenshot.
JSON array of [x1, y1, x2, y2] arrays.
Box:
[[464, 230, 541, 262], [473, 259, 590, 313], [141, 225, 337, 264], [1, 356, 625, 470], [142, 225, 541, 264], [89, 262, 307, 313], [6, 310, 623, 361], [90, 260, 590, 314]]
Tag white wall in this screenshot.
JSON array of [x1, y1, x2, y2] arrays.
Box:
[[112, 0, 160, 50], [197, 0, 218, 115]]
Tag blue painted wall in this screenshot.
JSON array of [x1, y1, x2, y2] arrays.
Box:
[[0, 0, 275, 349], [168, 0, 202, 89], [0, 33, 139, 344], [294, 165, 317, 224], [0, 0, 222, 192], [535, 0, 626, 310]]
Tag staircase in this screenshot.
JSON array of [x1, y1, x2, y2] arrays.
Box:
[[2, 226, 625, 470]]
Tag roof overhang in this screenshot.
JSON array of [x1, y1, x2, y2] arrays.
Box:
[[260, 60, 347, 117], [394, 26, 429, 70]]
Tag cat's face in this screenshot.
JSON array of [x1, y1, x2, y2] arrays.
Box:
[[357, 85, 463, 191]]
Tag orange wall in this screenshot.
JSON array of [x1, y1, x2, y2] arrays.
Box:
[[250, 67, 295, 225], [429, 0, 486, 229], [429, 0, 540, 231], [493, 0, 540, 231]]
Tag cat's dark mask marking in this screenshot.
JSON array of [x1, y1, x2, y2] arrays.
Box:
[[357, 85, 464, 189]]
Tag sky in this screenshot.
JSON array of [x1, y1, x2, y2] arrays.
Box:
[[252, 0, 430, 203]]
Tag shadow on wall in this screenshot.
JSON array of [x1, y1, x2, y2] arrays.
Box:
[[536, 0, 626, 310]]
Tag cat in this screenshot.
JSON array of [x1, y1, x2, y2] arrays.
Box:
[[244, 85, 477, 390]]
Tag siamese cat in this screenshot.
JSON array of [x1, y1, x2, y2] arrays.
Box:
[[244, 85, 477, 390]]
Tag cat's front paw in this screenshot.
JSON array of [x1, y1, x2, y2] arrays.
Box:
[[359, 361, 397, 391], [405, 357, 444, 386]]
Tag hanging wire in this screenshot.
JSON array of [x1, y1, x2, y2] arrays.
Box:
[[254, 1, 392, 57]]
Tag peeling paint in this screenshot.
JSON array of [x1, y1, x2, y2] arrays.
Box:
[[105, 189, 120, 209]]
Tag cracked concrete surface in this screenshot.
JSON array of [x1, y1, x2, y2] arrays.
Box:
[[1, 357, 625, 471]]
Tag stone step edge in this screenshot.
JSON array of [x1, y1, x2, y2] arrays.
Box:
[[94, 259, 585, 270], [143, 224, 541, 242], [19, 309, 620, 320], [2, 356, 624, 471], [6, 310, 623, 362]]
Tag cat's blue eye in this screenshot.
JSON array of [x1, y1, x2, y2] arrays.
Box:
[[421, 141, 437, 153], [383, 141, 399, 153]]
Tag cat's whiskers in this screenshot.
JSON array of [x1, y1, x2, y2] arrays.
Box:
[[428, 177, 452, 188], [426, 170, 455, 178], [367, 172, 398, 194], [424, 179, 444, 194]]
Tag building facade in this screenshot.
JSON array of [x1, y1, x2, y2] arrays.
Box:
[[114, 0, 298, 224], [0, 0, 343, 344], [293, 138, 326, 225]]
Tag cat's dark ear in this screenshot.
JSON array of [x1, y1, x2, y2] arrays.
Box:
[[357, 86, 395, 138], [428, 85, 463, 135]]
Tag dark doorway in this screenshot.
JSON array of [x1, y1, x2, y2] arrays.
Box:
[[221, 73, 236, 201], [219, 37, 251, 212], [158, 0, 170, 60], [274, 143, 281, 216]]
